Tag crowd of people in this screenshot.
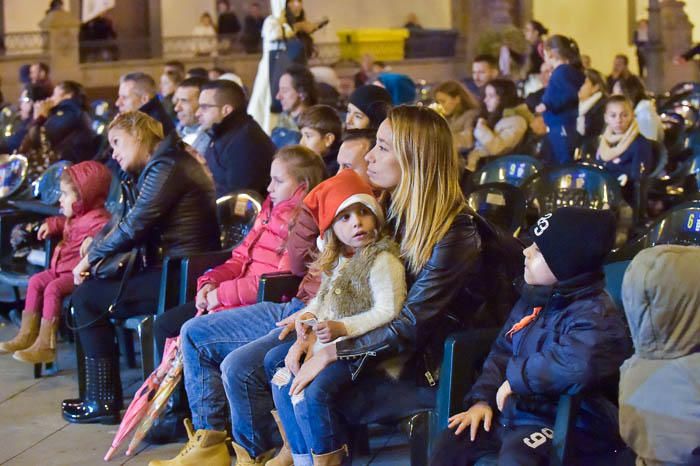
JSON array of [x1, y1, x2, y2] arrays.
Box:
[[0, 4, 697, 466]]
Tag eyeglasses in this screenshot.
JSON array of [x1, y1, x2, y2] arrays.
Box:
[[198, 103, 221, 110]]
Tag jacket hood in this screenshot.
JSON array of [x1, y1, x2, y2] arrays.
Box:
[[65, 161, 112, 216], [270, 0, 286, 20], [622, 245, 700, 359]]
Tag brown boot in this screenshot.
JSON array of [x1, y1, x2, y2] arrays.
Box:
[[148, 419, 231, 466], [231, 440, 275, 466], [265, 410, 293, 466], [13, 317, 58, 364], [0, 312, 39, 354], [312, 445, 349, 466]]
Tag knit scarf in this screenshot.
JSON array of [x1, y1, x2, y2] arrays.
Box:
[[597, 119, 639, 162], [576, 91, 603, 135]]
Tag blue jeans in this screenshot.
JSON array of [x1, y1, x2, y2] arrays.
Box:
[[264, 342, 437, 461], [180, 298, 304, 445]]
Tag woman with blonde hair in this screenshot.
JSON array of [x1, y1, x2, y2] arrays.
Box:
[[62, 111, 219, 425], [434, 80, 481, 152]]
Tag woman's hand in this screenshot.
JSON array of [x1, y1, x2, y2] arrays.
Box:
[[314, 320, 347, 343], [496, 380, 513, 412], [72, 256, 91, 286], [447, 401, 493, 441], [37, 222, 50, 241], [79, 237, 93, 258], [285, 338, 311, 376], [289, 344, 336, 396], [276, 309, 304, 340], [195, 283, 216, 311], [535, 103, 547, 114]]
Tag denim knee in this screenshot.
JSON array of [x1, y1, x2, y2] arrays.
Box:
[[263, 341, 291, 381]]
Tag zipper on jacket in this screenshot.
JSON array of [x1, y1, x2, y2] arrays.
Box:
[[350, 350, 376, 381], [514, 294, 555, 356]]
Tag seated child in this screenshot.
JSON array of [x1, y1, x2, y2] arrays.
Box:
[[431, 207, 632, 466], [264, 169, 406, 465], [346, 84, 392, 130], [0, 161, 112, 364], [619, 245, 700, 466], [597, 95, 653, 203], [298, 104, 342, 175]]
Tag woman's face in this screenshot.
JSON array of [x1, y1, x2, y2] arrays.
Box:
[[201, 14, 213, 26], [524, 22, 539, 44], [435, 92, 460, 117], [483, 85, 500, 114], [51, 85, 71, 107], [276, 74, 301, 114], [578, 77, 598, 101], [108, 128, 149, 173], [346, 103, 370, 130], [287, 0, 303, 17], [364, 119, 402, 190]]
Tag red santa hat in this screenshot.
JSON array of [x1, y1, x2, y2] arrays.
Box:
[[303, 169, 384, 236]]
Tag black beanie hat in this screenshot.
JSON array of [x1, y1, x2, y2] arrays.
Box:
[[349, 85, 392, 129], [531, 207, 617, 281]]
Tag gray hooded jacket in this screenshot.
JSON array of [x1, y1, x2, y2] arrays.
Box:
[[620, 245, 700, 466]]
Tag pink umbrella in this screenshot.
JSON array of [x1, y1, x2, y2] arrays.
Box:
[[104, 336, 180, 461], [125, 350, 184, 456]]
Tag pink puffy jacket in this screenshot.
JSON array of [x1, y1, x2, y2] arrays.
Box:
[[196, 186, 305, 311]]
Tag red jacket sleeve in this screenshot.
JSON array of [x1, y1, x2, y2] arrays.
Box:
[[197, 251, 246, 290], [45, 216, 67, 236], [214, 273, 259, 308]]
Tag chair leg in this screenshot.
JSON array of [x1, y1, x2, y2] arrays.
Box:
[[138, 316, 154, 380], [349, 425, 370, 456], [408, 411, 432, 466], [116, 325, 137, 368], [33, 361, 58, 378]]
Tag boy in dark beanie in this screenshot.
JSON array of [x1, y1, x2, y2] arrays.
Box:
[[432, 207, 632, 466]]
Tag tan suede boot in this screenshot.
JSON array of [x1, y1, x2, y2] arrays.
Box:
[[0, 312, 39, 354], [231, 440, 275, 466], [13, 317, 58, 364], [148, 419, 231, 466], [312, 445, 349, 466], [265, 410, 293, 466]]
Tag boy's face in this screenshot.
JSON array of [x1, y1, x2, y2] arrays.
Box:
[[604, 101, 633, 134], [337, 138, 371, 185], [300, 127, 333, 156], [59, 180, 78, 218], [332, 203, 377, 251], [523, 243, 558, 286]]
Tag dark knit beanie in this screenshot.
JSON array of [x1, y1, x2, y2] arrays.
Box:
[[349, 85, 392, 129], [531, 207, 616, 281]]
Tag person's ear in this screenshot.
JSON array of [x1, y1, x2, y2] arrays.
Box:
[[140, 94, 151, 106], [323, 133, 335, 148], [221, 103, 234, 116]]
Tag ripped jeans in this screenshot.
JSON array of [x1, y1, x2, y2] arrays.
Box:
[[264, 341, 354, 466]]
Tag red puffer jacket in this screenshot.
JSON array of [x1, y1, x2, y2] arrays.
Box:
[[45, 161, 112, 274], [197, 186, 305, 310]]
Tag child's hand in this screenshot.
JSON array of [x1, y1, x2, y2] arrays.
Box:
[[79, 237, 93, 257], [535, 103, 546, 114], [447, 401, 493, 441], [195, 284, 216, 310], [314, 320, 347, 343], [205, 288, 220, 310], [37, 223, 50, 241], [496, 380, 513, 412], [294, 312, 317, 341]]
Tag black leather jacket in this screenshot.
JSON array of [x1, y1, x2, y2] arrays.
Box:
[[88, 133, 220, 268], [336, 211, 484, 384]]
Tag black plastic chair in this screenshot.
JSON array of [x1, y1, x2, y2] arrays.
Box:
[[466, 183, 526, 235], [472, 155, 544, 188]]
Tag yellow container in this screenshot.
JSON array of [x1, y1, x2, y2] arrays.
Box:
[[336, 28, 409, 61]]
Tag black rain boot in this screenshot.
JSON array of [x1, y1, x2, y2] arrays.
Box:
[[144, 382, 190, 444], [61, 356, 122, 424]]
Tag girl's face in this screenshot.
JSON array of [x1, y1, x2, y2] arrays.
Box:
[[287, 0, 303, 17], [544, 48, 563, 69], [267, 158, 301, 206], [523, 243, 557, 286], [59, 179, 78, 218], [364, 119, 402, 190], [51, 85, 71, 107], [483, 85, 500, 114], [332, 203, 377, 251], [300, 127, 332, 156], [108, 128, 149, 173], [524, 22, 539, 44], [604, 101, 633, 134], [435, 92, 460, 117], [345, 103, 370, 130], [578, 77, 598, 101]]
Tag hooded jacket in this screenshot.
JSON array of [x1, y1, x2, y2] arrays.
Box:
[[197, 187, 305, 310], [469, 274, 632, 439], [619, 245, 700, 465], [45, 161, 112, 274], [542, 63, 585, 128]]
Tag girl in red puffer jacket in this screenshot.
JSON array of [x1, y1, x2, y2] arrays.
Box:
[[0, 161, 112, 364]]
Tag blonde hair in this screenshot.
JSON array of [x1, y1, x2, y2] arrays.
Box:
[[387, 105, 466, 274], [311, 214, 380, 275], [107, 111, 164, 153], [273, 144, 326, 193]]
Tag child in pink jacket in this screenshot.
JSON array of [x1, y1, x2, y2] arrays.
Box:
[[0, 161, 112, 364]]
